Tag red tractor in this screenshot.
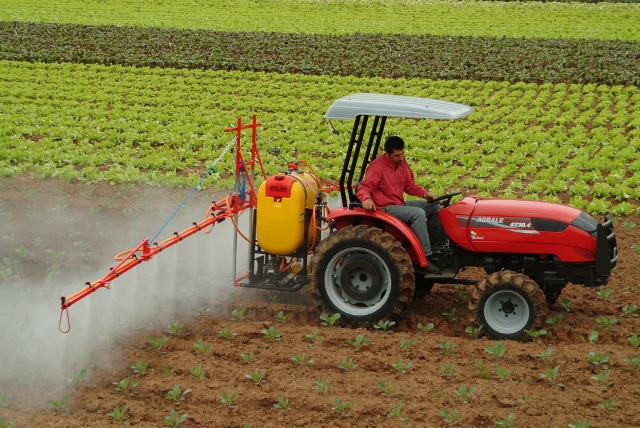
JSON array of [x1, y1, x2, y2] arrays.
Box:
[[60, 94, 618, 340]]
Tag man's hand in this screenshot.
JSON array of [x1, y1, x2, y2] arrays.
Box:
[[425, 191, 437, 201], [362, 198, 376, 211]]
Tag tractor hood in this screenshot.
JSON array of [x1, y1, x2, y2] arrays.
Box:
[[324, 93, 474, 120], [439, 197, 602, 263]]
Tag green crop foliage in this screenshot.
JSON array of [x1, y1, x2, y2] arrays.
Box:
[[347, 334, 370, 352], [220, 391, 238, 408], [315, 378, 333, 394], [165, 385, 192, 405], [245, 369, 266, 385], [374, 319, 396, 334], [485, 342, 507, 360], [109, 404, 129, 423], [193, 338, 212, 356], [164, 409, 188, 427], [3, 0, 638, 40], [337, 357, 357, 372], [46, 395, 70, 414], [113, 377, 139, 395], [331, 397, 353, 417], [417, 322, 435, 335], [261, 325, 282, 342], [190, 363, 206, 379], [320, 312, 341, 327]]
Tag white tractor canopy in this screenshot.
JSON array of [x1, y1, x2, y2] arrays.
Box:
[[324, 93, 473, 120]]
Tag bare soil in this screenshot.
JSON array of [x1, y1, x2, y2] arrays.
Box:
[[1, 177, 639, 428]]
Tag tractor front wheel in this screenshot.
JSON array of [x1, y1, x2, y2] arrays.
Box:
[[309, 225, 415, 325], [469, 270, 547, 340]]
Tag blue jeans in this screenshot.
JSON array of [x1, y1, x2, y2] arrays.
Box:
[[382, 200, 444, 257]]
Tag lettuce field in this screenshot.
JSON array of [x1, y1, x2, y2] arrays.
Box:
[[0, 1, 639, 427]]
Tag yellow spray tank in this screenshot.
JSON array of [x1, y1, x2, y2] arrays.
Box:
[[256, 170, 319, 256]]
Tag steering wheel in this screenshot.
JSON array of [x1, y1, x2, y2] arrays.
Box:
[[430, 191, 462, 208]]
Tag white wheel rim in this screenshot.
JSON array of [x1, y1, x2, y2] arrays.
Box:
[[323, 246, 392, 317], [483, 289, 530, 335]]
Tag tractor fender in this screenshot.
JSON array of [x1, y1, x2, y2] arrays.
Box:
[[327, 207, 428, 267]]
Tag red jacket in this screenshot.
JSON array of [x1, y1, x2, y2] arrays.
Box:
[[356, 155, 427, 209]]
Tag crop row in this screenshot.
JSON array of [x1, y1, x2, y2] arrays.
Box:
[[1, 60, 638, 215], [2, 0, 638, 40], [2, 22, 639, 86]]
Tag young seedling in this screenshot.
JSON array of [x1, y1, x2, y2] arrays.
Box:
[[400, 337, 417, 352], [164, 408, 188, 427], [472, 361, 492, 380], [595, 316, 618, 331], [193, 306, 209, 316], [596, 289, 614, 301], [569, 419, 592, 428], [165, 385, 192, 405], [69, 368, 88, 385], [464, 325, 484, 338], [624, 354, 640, 369], [338, 357, 357, 371], [454, 384, 477, 404], [113, 377, 139, 395], [628, 334, 640, 348], [374, 319, 396, 334], [320, 312, 341, 327], [46, 395, 70, 414], [240, 352, 260, 364], [560, 299, 572, 312], [392, 358, 413, 374], [388, 402, 408, 421], [332, 397, 353, 417], [583, 330, 599, 344], [218, 325, 237, 339], [131, 360, 150, 375], [495, 367, 514, 382], [274, 396, 291, 413], [190, 363, 206, 379], [417, 322, 435, 335], [109, 404, 129, 423], [524, 328, 547, 342], [166, 321, 184, 336], [440, 363, 456, 380], [545, 313, 564, 326], [439, 408, 462, 425], [291, 353, 313, 366], [485, 342, 507, 360], [599, 398, 617, 412], [220, 391, 238, 408], [315, 378, 333, 394], [621, 305, 638, 317], [591, 369, 612, 386], [0, 416, 15, 428], [261, 325, 282, 341], [276, 311, 291, 322], [193, 338, 212, 355], [494, 413, 517, 428], [148, 335, 168, 353], [376, 381, 397, 396], [347, 334, 370, 351], [438, 341, 456, 355], [442, 308, 458, 322], [230, 307, 247, 321], [538, 365, 560, 385], [305, 329, 321, 345], [245, 369, 266, 385], [538, 347, 555, 364], [587, 352, 610, 366], [0, 392, 13, 407]]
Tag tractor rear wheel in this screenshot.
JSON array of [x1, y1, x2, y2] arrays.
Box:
[[309, 225, 415, 325], [469, 270, 547, 340]]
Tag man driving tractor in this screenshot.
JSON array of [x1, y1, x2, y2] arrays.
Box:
[[356, 135, 447, 273]]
